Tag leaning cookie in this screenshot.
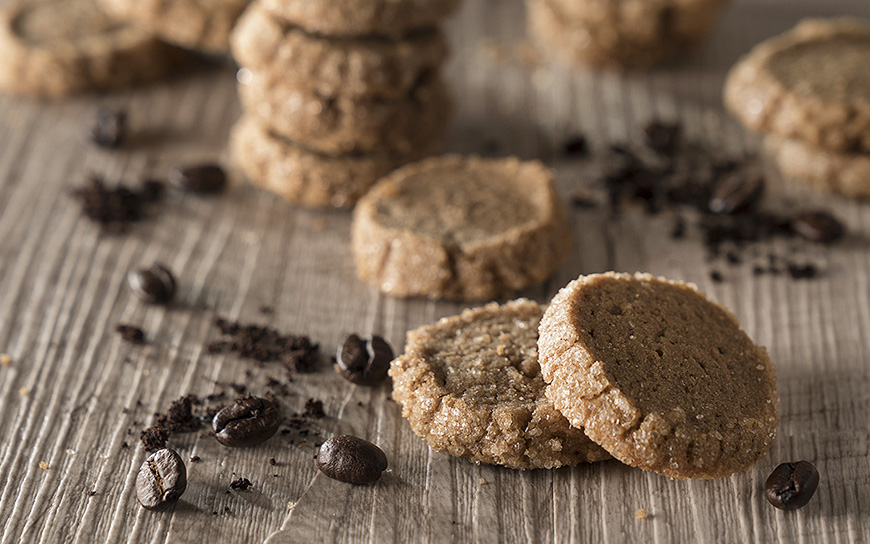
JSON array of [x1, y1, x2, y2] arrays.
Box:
[[231, 4, 448, 100], [766, 136, 870, 199], [0, 0, 188, 98], [352, 156, 572, 301], [724, 18, 870, 153], [230, 116, 436, 209], [390, 299, 610, 469], [538, 272, 779, 479]]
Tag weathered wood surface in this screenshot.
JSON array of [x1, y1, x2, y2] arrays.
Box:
[[1, 0, 869, 542]]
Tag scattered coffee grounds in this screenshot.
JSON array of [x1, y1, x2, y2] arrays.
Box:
[[765, 461, 820, 510], [115, 324, 145, 345], [139, 394, 203, 451], [170, 164, 227, 194], [229, 477, 253, 491], [90, 108, 127, 149], [127, 263, 176, 305], [72, 176, 164, 233], [121, 442, 129, 449], [335, 335, 393, 386], [140, 426, 170, 452], [316, 435, 388, 485], [303, 398, 325, 419], [643, 121, 680, 157], [208, 318, 319, 372], [562, 134, 589, 157], [259, 305, 275, 315]]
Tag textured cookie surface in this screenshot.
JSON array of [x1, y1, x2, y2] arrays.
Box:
[[231, 4, 447, 99], [725, 18, 870, 153], [766, 136, 870, 199], [351, 155, 572, 300], [0, 0, 187, 97], [260, 0, 461, 38], [390, 299, 610, 469], [230, 115, 435, 208], [538, 272, 779, 479]]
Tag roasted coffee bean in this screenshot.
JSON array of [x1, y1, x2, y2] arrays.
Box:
[[170, 164, 227, 194], [316, 435, 387, 484], [90, 109, 127, 149], [562, 135, 589, 157], [791, 212, 845, 244], [213, 396, 280, 447], [136, 448, 186, 510], [765, 461, 820, 510], [644, 121, 681, 156], [127, 264, 176, 304], [336, 334, 394, 386], [708, 171, 764, 215]]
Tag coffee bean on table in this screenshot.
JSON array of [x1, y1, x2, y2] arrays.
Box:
[[765, 461, 820, 510], [90, 108, 127, 149], [127, 264, 176, 304], [336, 334, 394, 386], [791, 212, 845, 244], [316, 435, 388, 484], [136, 448, 186, 510], [708, 170, 764, 215], [213, 396, 280, 447], [170, 164, 227, 194]]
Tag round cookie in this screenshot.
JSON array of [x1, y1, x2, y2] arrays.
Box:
[[765, 136, 870, 199], [0, 0, 188, 98], [390, 299, 610, 469], [97, 0, 249, 54], [259, 0, 461, 39], [538, 272, 779, 479], [230, 115, 436, 209], [238, 69, 451, 155], [724, 18, 870, 153], [528, 0, 730, 68], [231, 4, 448, 100], [351, 155, 572, 301]]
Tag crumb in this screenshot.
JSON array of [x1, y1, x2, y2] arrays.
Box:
[[259, 305, 274, 315], [229, 478, 252, 491], [71, 175, 164, 234], [190, 455, 201, 463], [115, 324, 146, 345], [19, 387, 30, 396], [39, 462, 49, 470], [269, 458, 277, 466], [635, 509, 648, 520], [478, 478, 486, 485], [303, 398, 325, 419], [0, 353, 11, 367], [710, 271, 723, 283], [87, 490, 97, 497], [224, 506, 232, 514], [120, 442, 129, 449]]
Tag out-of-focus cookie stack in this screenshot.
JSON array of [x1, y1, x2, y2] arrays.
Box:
[[229, 0, 460, 208]]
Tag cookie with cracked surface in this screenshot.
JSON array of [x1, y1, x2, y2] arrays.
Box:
[[390, 299, 610, 469], [230, 115, 437, 209], [0, 0, 188, 98], [725, 18, 870, 153], [538, 272, 779, 479], [259, 0, 461, 39], [231, 4, 448, 100], [766, 136, 870, 199], [238, 69, 451, 155], [97, 0, 250, 54], [351, 155, 572, 301]]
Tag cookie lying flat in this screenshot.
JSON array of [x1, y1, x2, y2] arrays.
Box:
[[0, 0, 187, 98], [528, 0, 730, 68], [230, 116, 434, 208], [351, 156, 572, 300], [390, 300, 610, 469], [766, 136, 870, 199], [538, 273, 779, 479], [231, 4, 448, 100], [260, 0, 461, 39], [97, 0, 249, 54], [725, 18, 870, 153]]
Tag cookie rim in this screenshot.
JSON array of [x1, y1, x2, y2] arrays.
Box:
[[765, 135, 870, 199]]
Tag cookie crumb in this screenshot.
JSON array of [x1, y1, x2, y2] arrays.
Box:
[[0, 353, 11, 366], [635, 509, 648, 520], [39, 461, 49, 471], [478, 478, 486, 485], [19, 387, 30, 396]]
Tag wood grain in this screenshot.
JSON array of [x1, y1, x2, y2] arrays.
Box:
[[1, 0, 869, 542]]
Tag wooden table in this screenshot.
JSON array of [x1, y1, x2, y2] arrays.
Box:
[[1, 0, 869, 541]]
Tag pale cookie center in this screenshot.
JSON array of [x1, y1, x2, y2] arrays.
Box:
[[768, 38, 870, 103]]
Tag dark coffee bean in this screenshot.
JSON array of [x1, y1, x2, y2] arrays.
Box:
[[170, 164, 227, 194], [136, 448, 186, 510], [644, 121, 681, 156], [791, 212, 845, 244], [765, 461, 820, 510], [90, 109, 127, 149], [336, 334, 394, 386], [212, 396, 280, 447], [127, 264, 176, 304], [708, 171, 764, 215], [562, 135, 589, 157], [316, 435, 387, 484]]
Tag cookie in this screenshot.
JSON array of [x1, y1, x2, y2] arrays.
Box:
[[766, 136, 870, 199], [259, 0, 461, 39], [238, 69, 451, 155], [230, 115, 435, 208], [538, 272, 779, 479], [0, 0, 188, 98], [97, 0, 249, 54], [390, 299, 610, 469], [351, 155, 572, 301], [230, 4, 448, 100], [528, 0, 730, 68], [724, 18, 870, 153]]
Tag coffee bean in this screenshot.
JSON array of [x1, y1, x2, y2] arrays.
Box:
[[213, 396, 280, 447], [644, 121, 681, 156], [765, 461, 820, 510], [127, 264, 176, 304], [90, 109, 127, 149], [791, 212, 844, 244], [136, 448, 186, 510], [336, 334, 394, 386], [170, 164, 227, 194], [316, 435, 387, 484], [708, 171, 764, 215]]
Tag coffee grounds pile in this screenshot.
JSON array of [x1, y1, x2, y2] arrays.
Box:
[[72, 176, 164, 233], [229, 477, 252, 491], [303, 398, 325, 419], [208, 318, 320, 372], [115, 324, 145, 345], [140, 394, 203, 451]]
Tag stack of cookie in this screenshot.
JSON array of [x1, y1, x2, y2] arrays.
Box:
[[725, 18, 870, 199], [228, 0, 460, 209]]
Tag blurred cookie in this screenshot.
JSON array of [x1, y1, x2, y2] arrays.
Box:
[[766, 135, 870, 199]]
